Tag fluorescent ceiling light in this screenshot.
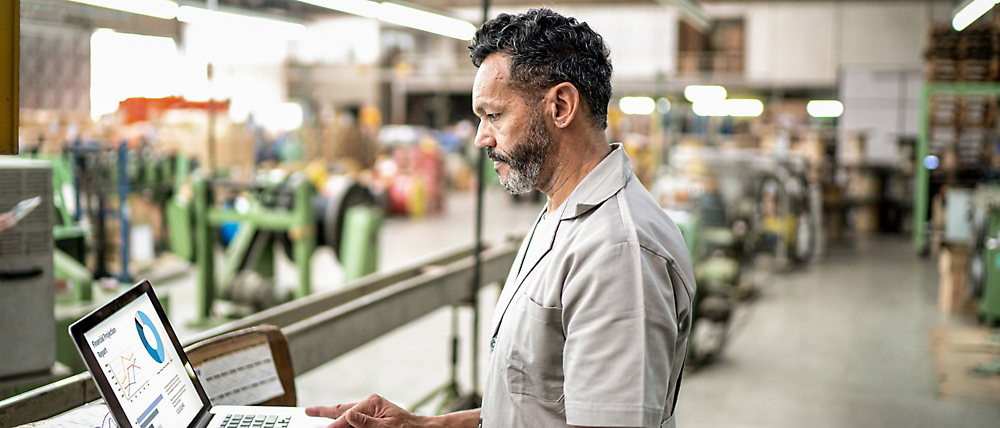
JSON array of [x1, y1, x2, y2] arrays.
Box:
[[693, 99, 763, 117], [296, 0, 476, 40], [807, 100, 844, 118], [297, 0, 380, 18], [68, 0, 178, 20], [726, 99, 764, 117], [619, 97, 656, 115], [953, 0, 999, 31], [692, 101, 724, 117], [377, 2, 477, 40], [177, 6, 306, 40], [684, 85, 727, 103]]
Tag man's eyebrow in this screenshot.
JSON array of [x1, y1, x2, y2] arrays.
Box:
[[473, 102, 494, 116]]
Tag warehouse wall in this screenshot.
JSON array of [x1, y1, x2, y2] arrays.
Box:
[[459, 5, 679, 81], [722, 1, 948, 87], [182, 23, 291, 122], [462, 2, 949, 88]]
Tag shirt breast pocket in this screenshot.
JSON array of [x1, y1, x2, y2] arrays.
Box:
[[504, 293, 565, 402]]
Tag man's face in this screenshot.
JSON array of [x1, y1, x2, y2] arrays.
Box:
[[472, 55, 553, 195]]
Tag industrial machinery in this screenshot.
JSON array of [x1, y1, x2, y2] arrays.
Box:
[[0, 158, 56, 379], [968, 185, 1000, 325], [681, 192, 754, 367], [754, 161, 818, 268], [182, 171, 382, 324]]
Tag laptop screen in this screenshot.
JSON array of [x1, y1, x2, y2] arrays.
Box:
[[80, 290, 204, 428]]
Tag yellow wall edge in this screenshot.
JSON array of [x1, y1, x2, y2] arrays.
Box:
[[0, 1, 17, 155]]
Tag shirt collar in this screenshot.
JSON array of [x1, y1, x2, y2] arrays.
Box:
[[556, 143, 633, 220]]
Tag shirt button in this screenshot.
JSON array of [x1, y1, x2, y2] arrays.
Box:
[[490, 337, 497, 352]]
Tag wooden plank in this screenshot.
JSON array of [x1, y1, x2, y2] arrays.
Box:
[[0, 0, 17, 154]]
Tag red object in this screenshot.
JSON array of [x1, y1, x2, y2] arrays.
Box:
[[118, 96, 230, 124]]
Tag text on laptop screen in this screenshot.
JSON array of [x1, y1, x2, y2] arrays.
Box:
[[83, 293, 202, 428]]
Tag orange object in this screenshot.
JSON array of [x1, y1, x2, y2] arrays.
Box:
[[118, 96, 231, 124]]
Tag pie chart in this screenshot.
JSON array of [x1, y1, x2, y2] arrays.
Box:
[[135, 311, 165, 364]]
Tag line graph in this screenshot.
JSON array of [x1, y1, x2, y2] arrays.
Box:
[[106, 345, 150, 401]]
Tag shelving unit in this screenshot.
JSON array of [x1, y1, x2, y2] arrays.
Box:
[[914, 82, 1000, 252]]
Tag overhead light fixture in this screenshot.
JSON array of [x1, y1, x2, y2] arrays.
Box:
[[684, 85, 727, 103], [953, 0, 999, 31], [692, 101, 723, 117], [297, 0, 380, 18], [378, 2, 477, 40], [177, 5, 306, 40], [295, 0, 477, 41], [619, 97, 656, 115], [725, 99, 764, 117], [807, 100, 844, 118], [693, 99, 763, 117], [67, 0, 178, 20]]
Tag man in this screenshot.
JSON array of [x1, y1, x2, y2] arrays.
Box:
[[306, 8, 695, 428]]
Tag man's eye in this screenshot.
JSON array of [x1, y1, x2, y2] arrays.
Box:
[[487, 113, 500, 121]]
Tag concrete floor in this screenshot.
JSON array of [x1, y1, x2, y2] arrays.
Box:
[[157, 188, 1000, 427], [676, 239, 1000, 428]]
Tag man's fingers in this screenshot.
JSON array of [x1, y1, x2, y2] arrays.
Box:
[[305, 403, 357, 419], [345, 409, 375, 428]]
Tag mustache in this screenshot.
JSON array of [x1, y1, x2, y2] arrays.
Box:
[[487, 147, 513, 165]]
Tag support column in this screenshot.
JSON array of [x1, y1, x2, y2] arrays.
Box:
[[1, 1, 17, 154]]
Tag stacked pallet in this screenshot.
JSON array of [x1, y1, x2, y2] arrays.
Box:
[[926, 25, 1000, 171]]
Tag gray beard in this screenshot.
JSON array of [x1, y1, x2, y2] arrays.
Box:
[[494, 115, 551, 195]]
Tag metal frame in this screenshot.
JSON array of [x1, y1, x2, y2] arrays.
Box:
[[915, 83, 1000, 252], [192, 175, 317, 323]]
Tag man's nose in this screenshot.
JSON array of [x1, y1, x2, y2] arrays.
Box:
[[474, 121, 495, 149]]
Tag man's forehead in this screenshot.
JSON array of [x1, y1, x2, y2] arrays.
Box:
[[473, 54, 511, 98]]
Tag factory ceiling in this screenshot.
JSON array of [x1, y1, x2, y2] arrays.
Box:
[[195, 0, 957, 19]]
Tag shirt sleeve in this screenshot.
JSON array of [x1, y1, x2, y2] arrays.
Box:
[[561, 241, 681, 427]]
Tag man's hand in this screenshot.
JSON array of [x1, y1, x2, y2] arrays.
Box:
[[0, 212, 14, 233], [305, 394, 427, 428]]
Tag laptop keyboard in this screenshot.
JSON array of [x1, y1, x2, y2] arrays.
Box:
[[219, 414, 291, 428]]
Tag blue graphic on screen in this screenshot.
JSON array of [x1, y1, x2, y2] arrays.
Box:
[[135, 311, 165, 364]]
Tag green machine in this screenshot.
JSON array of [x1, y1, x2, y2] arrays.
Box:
[[183, 171, 382, 324], [979, 202, 1000, 325]]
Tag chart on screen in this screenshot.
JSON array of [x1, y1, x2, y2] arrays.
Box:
[[106, 345, 151, 402]]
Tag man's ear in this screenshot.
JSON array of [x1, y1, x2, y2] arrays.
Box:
[[547, 82, 580, 129]]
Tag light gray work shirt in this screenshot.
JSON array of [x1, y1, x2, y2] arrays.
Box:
[[481, 144, 696, 428]]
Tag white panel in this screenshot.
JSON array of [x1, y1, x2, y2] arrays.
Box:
[[839, 3, 927, 67], [842, 68, 903, 100], [771, 3, 836, 83], [840, 67, 923, 165], [295, 17, 380, 65], [744, 3, 836, 85], [745, 4, 771, 82], [555, 5, 677, 79]]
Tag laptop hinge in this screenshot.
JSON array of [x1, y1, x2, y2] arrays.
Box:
[[194, 408, 215, 428]]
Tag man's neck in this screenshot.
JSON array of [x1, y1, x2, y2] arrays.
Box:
[[541, 137, 612, 213]]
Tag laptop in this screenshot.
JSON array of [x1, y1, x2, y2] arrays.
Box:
[[69, 280, 330, 428]]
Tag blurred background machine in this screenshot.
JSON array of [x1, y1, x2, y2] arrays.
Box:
[[0, 158, 56, 380]]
